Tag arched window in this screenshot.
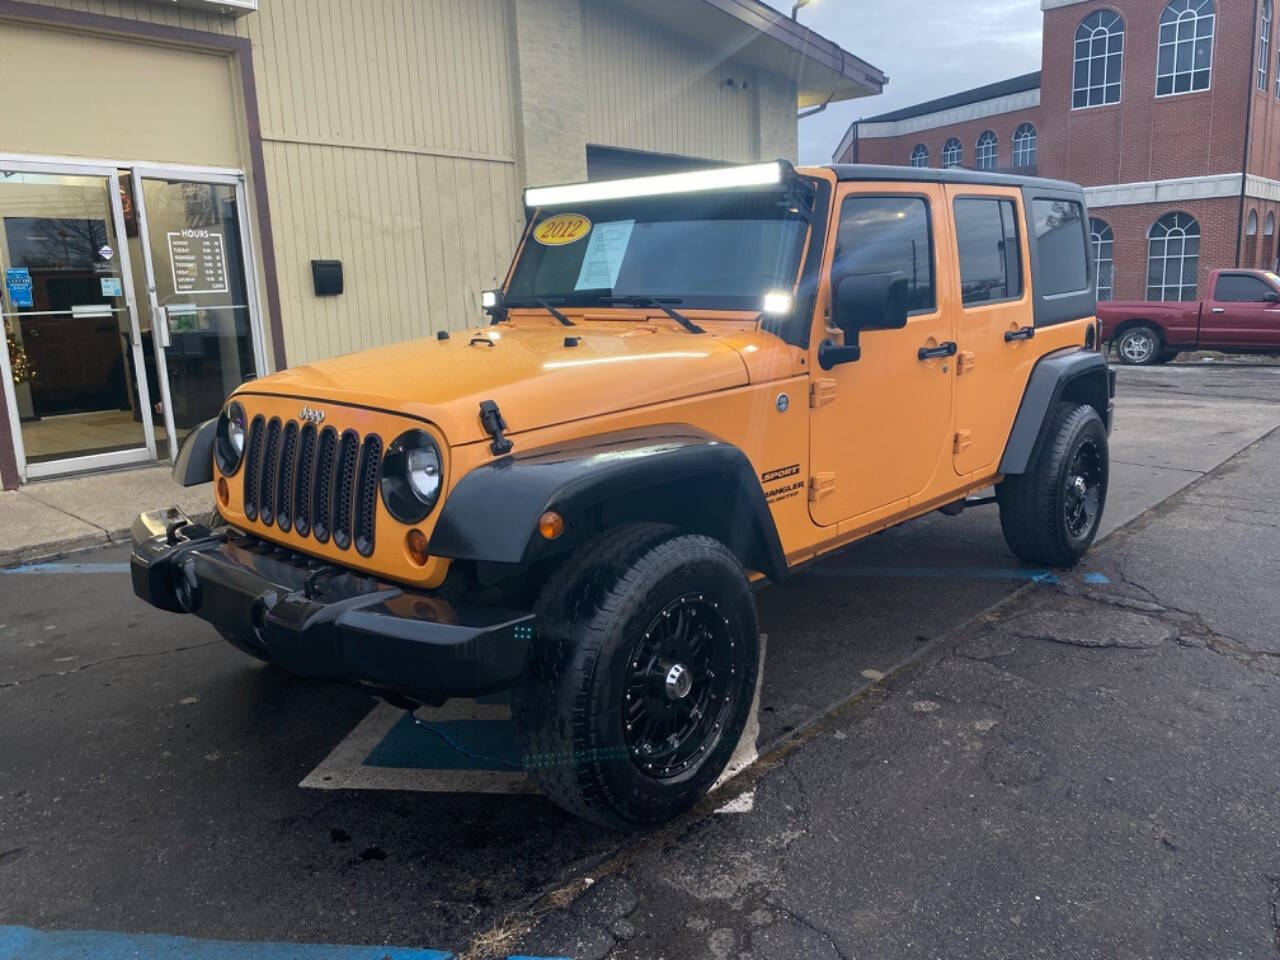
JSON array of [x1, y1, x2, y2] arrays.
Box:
[[1266, 212, 1275, 236], [1246, 210, 1260, 267], [1260, 0, 1272, 91], [1157, 0, 1215, 97], [910, 144, 929, 168], [942, 138, 963, 168], [1012, 123, 1038, 168], [1090, 218, 1114, 302], [1147, 213, 1200, 301], [1266, 213, 1277, 269], [1248, 210, 1259, 235], [975, 131, 998, 170], [1074, 10, 1125, 108]]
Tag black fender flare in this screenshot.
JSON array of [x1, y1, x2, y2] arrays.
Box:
[[429, 427, 789, 582], [173, 417, 217, 487], [999, 348, 1115, 476]]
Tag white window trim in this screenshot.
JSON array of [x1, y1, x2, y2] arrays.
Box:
[[1090, 218, 1114, 301], [942, 138, 963, 168], [1073, 11, 1125, 111], [1147, 214, 1201, 302], [1012, 123, 1038, 168], [1260, 1, 1272, 92], [975, 131, 998, 170], [1155, 1, 1216, 100]]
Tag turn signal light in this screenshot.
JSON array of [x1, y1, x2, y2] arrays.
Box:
[[406, 529, 430, 566], [217, 477, 230, 506], [538, 511, 565, 540]]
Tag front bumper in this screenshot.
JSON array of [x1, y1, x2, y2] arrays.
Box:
[[129, 509, 535, 703]]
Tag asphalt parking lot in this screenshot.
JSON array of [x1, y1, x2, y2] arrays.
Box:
[[2, 362, 1279, 959]]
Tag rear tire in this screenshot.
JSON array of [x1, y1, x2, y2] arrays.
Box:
[[997, 402, 1109, 567], [1115, 325, 1162, 365], [513, 524, 759, 830]]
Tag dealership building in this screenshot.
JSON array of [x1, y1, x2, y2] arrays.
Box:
[[0, 0, 883, 490], [838, 0, 1280, 308]]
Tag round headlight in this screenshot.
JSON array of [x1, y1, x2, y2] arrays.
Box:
[[215, 401, 247, 476], [381, 430, 444, 523]]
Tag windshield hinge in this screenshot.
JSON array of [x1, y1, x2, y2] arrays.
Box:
[[810, 378, 837, 408], [479, 400, 514, 456]]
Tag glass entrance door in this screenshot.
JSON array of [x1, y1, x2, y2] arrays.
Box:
[[131, 171, 262, 459], [0, 166, 155, 478]]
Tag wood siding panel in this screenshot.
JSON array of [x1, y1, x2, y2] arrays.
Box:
[[581, 0, 756, 163]]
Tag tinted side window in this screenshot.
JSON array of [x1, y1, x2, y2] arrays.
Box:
[[834, 195, 935, 313], [954, 198, 1023, 305], [1215, 274, 1275, 302], [1031, 199, 1090, 296]]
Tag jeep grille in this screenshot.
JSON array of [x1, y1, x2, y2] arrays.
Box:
[[241, 416, 383, 558]]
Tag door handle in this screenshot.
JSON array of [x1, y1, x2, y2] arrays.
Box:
[[1212, 307, 1226, 314], [918, 341, 958, 361], [1004, 325, 1036, 342]]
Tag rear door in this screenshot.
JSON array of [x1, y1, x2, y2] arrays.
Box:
[[1201, 272, 1280, 349], [945, 185, 1036, 477]]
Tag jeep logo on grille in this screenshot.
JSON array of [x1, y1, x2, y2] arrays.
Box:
[[299, 405, 326, 424]]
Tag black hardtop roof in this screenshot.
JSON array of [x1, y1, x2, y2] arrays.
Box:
[[824, 163, 1082, 195]]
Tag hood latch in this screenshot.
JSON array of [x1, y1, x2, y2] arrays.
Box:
[[479, 400, 514, 456]]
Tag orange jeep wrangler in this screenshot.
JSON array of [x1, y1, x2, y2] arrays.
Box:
[[131, 161, 1114, 828]]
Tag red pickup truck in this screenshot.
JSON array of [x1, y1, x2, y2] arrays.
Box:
[[1099, 268, 1280, 364]]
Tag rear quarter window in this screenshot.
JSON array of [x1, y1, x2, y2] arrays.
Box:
[[1031, 199, 1090, 297]]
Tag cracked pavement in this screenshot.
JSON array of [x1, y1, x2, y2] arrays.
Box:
[[2, 364, 1279, 957], [508, 415, 1280, 958]]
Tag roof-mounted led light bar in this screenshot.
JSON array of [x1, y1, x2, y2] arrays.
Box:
[[525, 161, 790, 209]]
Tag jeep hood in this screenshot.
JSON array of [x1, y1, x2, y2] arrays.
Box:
[[241, 325, 751, 446]]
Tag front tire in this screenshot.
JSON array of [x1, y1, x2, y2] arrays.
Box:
[[513, 525, 759, 830], [997, 402, 1109, 567], [1115, 325, 1162, 365]]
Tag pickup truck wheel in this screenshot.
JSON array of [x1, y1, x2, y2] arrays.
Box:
[[997, 402, 1109, 567], [513, 525, 759, 830], [1116, 325, 1162, 365]]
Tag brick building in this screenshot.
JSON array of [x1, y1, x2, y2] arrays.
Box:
[[837, 0, 1280, 304]]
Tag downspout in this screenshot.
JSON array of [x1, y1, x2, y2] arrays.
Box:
[[1237, 0, 1262, 268]]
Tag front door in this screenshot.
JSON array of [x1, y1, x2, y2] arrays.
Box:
[[0, 165, 155, 478], [1201, 271, 1280, 350], [130, 172, 264, 460], [808, 184, 956, 528]]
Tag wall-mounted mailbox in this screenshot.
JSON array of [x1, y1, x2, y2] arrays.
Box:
[[311, 260, 344, 297]]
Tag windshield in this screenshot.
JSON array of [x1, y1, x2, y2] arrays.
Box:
[[506, 191, 809, 311]]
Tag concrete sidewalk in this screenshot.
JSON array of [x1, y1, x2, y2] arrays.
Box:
[[0, 466, 212, 567]]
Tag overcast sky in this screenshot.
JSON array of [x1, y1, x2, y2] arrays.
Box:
[[760, 0, 1045, 163]]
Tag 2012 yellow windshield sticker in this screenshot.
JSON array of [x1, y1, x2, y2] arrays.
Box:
[[534, 213, 592, 246]]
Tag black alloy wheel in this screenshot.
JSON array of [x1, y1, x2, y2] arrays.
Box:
[[622, 593, 736, 779]]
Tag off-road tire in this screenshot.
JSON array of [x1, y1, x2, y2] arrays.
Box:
[[1115, 325, 1162, 365], [997, 402, 1109, 567], [513, 524, 759, 830]]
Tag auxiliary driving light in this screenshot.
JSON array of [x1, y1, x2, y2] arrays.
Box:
[[762, 291, 794, 316]]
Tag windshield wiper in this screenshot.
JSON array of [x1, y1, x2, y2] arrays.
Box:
[[600, 296, 704, 335], [505, 296, 575, 327]]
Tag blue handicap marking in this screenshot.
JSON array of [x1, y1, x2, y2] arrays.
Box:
[[0, 926, 570, 960], [365, 715, 521, 772], [1, 562, 132, 575], [0, 925, 451, 960]]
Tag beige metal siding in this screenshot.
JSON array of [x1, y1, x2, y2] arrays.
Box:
[[264, 141, 521, 366], [581, 0, 757, 163]]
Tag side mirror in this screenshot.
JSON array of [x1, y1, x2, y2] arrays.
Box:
[[833, 271, 910, 335], [818, 271, 910, 370], [1263, 290, 1280, 303]]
